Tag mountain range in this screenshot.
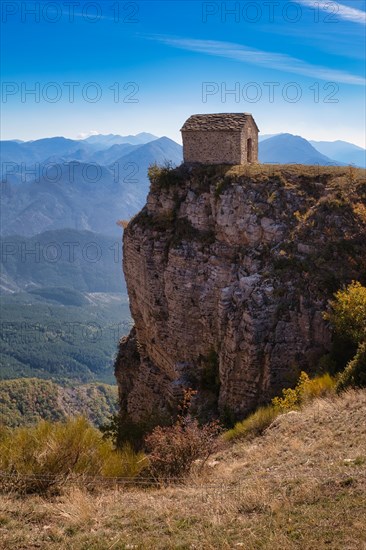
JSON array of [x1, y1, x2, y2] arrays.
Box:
[[259, 133, 342, 166], [1, 132, 159, 166], [1, 132, 364, 238], [1, 135, 183, 236], [309, 140, 366, 168], [83, 132, 158, 148], [259, 133, 365, 167]]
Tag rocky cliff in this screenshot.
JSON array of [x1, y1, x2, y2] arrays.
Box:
[[115, 164, 366, 423]]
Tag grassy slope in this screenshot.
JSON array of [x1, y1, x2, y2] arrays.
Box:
[[0, 389, 365, 549]]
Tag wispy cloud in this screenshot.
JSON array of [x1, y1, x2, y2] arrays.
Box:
[[151, 36, 366, 86], [298, 0, 366, 25]]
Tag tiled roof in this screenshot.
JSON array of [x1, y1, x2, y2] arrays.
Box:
[[181, 113, 259, 132]]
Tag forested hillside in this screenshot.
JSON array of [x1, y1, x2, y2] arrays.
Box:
[[0, 292, 131, 383], [0, 378, 118, 427]]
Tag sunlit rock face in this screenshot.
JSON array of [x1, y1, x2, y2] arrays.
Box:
[[115, 164, 366, 422]]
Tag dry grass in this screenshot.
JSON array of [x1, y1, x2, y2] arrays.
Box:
[[0, 389, 365, 549], [225, 373, 336, 442], [226, 163, 366, 180], [0, 417, 147, 495], [224, 405, 278, 441]]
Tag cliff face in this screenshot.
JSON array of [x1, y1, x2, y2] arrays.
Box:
[[115, 164, 366, 422]]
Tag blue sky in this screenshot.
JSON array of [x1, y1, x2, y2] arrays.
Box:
[[1, 0, 365, 145]]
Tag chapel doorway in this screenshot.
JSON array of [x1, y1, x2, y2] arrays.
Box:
[[247, 138, 253, 163]]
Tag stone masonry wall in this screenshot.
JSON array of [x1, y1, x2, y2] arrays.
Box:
[[182, 130, 242, 164]]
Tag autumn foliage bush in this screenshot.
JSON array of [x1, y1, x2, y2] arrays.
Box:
[[337, 341, 366, 392], [324, 281, 366, 391], [225, 372, 335, 442], [272, 371, 335, 413], [144, 391, 222, 481], [145, 417, 222, 481]]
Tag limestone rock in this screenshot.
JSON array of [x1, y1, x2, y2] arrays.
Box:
[[115, 165, 366, 422]]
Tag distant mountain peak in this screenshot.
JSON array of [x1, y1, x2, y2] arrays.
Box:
[[259, 133, 343, 165], [83, 132, 159, 148], [309, 139, 366, 168]]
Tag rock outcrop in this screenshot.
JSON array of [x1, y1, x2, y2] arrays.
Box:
[[115, 164, 366, 422]]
